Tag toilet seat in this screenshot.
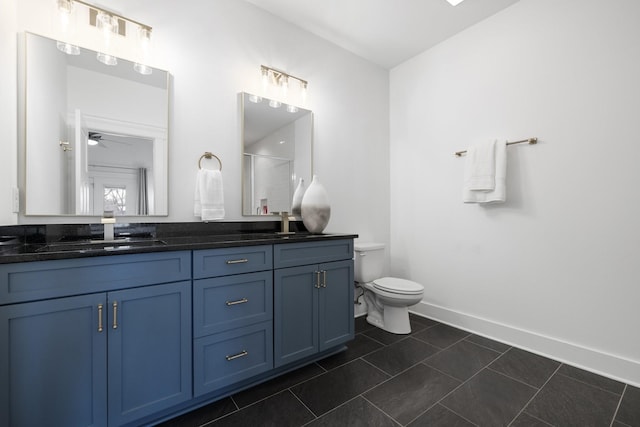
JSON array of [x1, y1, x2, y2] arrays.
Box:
[[372, 277, 423, 295]]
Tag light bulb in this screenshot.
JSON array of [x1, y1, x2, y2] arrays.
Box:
[[261, 67, 269, 93], [134, 63, 153, 75], [286, 104, 298, 113], [249, 94, 262, 103], [57, 0, 72, 28], [97, 52, 117, 66], [138, 27, 152, 49], [269, 99, 282, 108], [56, 41, 80, 55]]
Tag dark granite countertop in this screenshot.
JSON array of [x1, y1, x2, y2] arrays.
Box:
[[0, 222, 357, 264]]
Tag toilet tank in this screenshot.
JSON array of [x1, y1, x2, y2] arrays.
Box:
[[354, 243, 385, 283]]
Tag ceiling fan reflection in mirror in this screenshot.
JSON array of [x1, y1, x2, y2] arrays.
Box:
[[87, 131, 139, 148]]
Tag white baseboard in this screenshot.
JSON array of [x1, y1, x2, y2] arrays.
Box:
[[410, 301, 640, 388]]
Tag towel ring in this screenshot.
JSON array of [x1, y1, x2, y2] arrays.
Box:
[[198, 152, 222, 171]]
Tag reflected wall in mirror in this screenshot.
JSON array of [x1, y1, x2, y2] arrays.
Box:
[[23, 32, 169, 216], [241, 92, 313, 216]]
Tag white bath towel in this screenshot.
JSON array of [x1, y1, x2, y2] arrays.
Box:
[[463, 140, 507, 203], [466, 140, 496, 191], [194, 169, 225, 220]]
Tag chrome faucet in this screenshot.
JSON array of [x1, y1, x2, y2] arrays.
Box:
[[276, 211, 296, 235], [101, 210, 116, 241]]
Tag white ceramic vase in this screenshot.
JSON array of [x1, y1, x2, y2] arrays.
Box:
[[301, 175, 331, 234], [291, 178, 306, 216]]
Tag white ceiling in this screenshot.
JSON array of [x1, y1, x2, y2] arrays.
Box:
[[243, 0, 522, 69]]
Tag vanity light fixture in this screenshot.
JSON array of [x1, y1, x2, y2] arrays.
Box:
[[55, 0, 154, 74], [260, 65, 308, 108], [56, 0, 80, 55]]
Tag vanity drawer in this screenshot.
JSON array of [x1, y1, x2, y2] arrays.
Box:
[[193, 321, 273, 396], [0, 251, 191, 305], [273, 239, 354, 269], [193, 245, 273, 279], [193, 271, 272, 337]]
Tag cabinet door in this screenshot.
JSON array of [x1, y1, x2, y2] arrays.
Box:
[[0, 294, 107, 427], [318, 260, 355, 352], [107, 281, 192, 427], [274, 264, 319, 367]]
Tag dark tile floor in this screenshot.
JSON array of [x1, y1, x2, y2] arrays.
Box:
[[157, 314, 640, 427]]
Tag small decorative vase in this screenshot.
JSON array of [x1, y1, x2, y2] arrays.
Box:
[[291, 178, 306, 217], [301, 175, 331, 234]]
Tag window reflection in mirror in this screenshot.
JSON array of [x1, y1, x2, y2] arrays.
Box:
[[241, 92, 312, 216], [23, 32, 169, 216]]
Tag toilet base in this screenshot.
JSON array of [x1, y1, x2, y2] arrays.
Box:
[[367, 305, 412, 335]]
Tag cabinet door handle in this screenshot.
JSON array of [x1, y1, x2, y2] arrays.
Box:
[[321, 270, 327, 288], [98, 304, 104, 332], [225, 350, 248, 361], [226, 298, 249, 306], [226, 258, 248, 265], [112, 301, 118, 329], [315, 271, 321, 288]]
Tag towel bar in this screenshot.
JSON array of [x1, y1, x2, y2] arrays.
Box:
[[455, 137, 537, 157], [198, 152, 223, 170]]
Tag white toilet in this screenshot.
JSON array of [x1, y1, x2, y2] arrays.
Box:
[[354, 243, 424, 334]]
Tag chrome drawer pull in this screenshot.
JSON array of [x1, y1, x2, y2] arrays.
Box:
[[315, 271, 321, 288], [226, 350, 248, 361], [226, 258, 249, 265], [226, 298, 249, 306], [321, 270, 327, 288], [112, 301, 118, 329], [98, 304, 104, 332]]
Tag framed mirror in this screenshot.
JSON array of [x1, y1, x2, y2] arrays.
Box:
[[23, 32, 169, 216], [241, 92, 313, 216]]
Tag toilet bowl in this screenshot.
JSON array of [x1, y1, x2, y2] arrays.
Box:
[[355, 243, 424, 334]]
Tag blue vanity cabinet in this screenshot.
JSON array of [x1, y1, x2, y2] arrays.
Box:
[[107, 281, 192, 427], [0, 251, 192, 427], [0, 293, 108, 427], [273, 240, 355, 368], [192, 246, 274, 397]]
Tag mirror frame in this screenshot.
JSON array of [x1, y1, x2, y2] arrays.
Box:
[[240, 92, 313, 217], [20, 32, 170, 217]]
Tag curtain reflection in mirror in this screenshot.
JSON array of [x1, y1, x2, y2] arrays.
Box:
[[137, 168, 148, 215]]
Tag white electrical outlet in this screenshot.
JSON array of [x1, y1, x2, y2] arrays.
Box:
[[12, 188, 19, 213]]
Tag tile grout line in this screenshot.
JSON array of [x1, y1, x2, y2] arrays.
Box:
[[420, 367, 486, 425], [464, 335, 513, 354], [505, 363, 563, 427], [555, 371, 625, 398], [288, 388, 321, 421], [294, 359, 401, 426], [359, 394, 406, 427], [195, 398, 241, 427], [403, 352, 509, 426], [233, 367, 329, 411], [609, 383, 628, 427], [485, 366, 547, 390], [411, 330, 472, 352]]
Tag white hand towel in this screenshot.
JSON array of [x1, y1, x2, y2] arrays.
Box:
[[463, 140, 507, 203], [194, 169, 225, 220], [466, 140, 496, 191]]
